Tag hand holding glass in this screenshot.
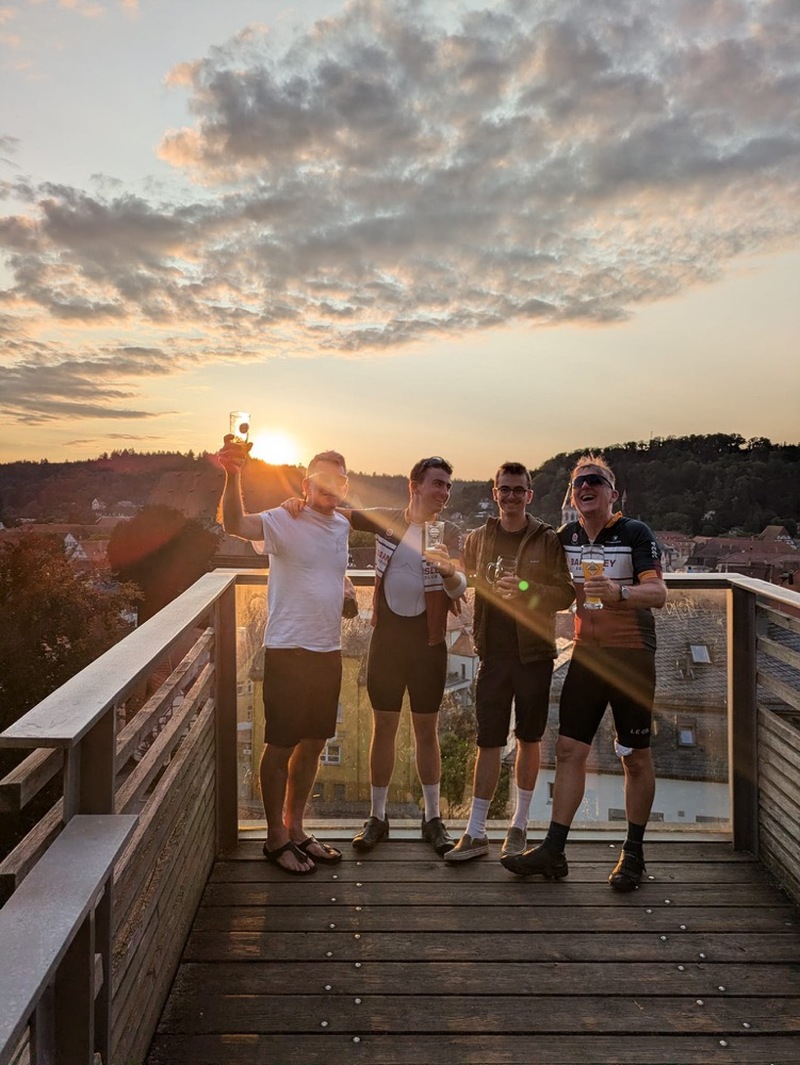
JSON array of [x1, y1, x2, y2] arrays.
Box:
[[424, 521, 445, 551], [487, 556, 519, 598], [581, 544, 605, 610], [229, 411, 250, 444]]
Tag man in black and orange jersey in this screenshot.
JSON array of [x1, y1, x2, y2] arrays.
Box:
[[502, 454, 667, 891]]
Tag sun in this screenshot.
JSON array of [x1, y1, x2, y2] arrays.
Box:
[[249, 430, 302, 466]]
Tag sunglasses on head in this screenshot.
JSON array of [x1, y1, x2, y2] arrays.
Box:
[[572, 473, 612, 490]]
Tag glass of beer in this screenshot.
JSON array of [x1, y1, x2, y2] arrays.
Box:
[[229, 411, 250, 444], [489, 556, 517, 583], [424, 521, 445, 551], [581, 544, 605, 610]]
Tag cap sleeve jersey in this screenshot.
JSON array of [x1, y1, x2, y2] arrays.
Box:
[[559, 514, 662, 651], [257, 507, 351, 651], [349, 508, 464, 645]]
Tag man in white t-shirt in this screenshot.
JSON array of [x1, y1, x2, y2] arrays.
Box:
[[219, 443, 353, 875]]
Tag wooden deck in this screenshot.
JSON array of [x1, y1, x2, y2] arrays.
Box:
[[146, 838, 800, 1065]]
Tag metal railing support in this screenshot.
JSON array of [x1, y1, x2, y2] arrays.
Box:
[[728, 584, 759, 854]]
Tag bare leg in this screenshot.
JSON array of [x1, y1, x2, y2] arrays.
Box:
[[369, 709, 402, 787], [260, 742, 309, 873], [285, 737, 326, 840], [514, 739, 541, 793], [621, 748, 655, 825], [472, 746, 502, 801], [551, 735, 592, 828], [411, 711, 441, 786]]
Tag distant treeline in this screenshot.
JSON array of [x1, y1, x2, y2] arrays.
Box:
[[1, 434, 798, 537], [530, 434, 800, 536]]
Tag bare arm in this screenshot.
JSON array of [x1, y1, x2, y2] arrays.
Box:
[[217, 441, 264, 541]]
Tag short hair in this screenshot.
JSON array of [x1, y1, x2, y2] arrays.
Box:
[[409, 456, 453, 483], [307, 450, 347, 476], [494, 461, 532, 489], [571, 453, 615, 488]]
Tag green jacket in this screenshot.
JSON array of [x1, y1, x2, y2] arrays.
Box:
[[465, 514, 575, 663]]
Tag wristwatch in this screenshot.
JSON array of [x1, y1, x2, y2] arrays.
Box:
[[619, 585, 630, 602]]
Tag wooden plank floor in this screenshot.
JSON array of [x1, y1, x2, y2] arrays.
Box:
[[146, 839, 800, 1064]]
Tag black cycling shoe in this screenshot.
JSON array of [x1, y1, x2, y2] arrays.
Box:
[[421, 816, 455, 856], [608, 849, 645, 892], [352, 816, 389, 851], [500, 843, 569, 880]]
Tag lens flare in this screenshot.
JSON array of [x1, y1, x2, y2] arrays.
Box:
[[249, 431, 302, 466]]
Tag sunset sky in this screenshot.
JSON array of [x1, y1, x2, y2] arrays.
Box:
[[1, 0, 798, 480]]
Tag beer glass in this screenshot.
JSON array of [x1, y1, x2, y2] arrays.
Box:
[[488, 556, 517, 583], [229, 411, 250, 444], [424, 521, 445, 551], [581, 544, 605, 610]]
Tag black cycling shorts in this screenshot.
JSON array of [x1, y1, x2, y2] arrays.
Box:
[[366, 608, 447, 715], [558, 645, 656, 749]]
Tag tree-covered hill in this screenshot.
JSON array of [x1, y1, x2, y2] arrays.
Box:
[[531, 434, 800, 536]]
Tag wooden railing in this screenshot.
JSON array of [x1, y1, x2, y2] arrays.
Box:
[[0, 570, 798, 1064], [0, 571, 239, 1065]]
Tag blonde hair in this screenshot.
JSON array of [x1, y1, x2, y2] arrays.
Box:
[[571, 453, 616, 488]]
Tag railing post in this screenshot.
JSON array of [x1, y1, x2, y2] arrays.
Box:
[[214, 581, 239, 855], [728, 584, 759, 854]]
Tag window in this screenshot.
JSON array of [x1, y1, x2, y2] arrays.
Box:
[[320, 742, 342, 766], [336, 702, 344, 723], [677, 722, 696, 747], [689, 644, 711, 664]]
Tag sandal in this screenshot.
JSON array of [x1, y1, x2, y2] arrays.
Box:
[[263, 840, 316, 876], [296, 835, 343, 865]]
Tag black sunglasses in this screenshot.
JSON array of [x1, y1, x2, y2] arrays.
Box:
[[572, 473, 613, 490]]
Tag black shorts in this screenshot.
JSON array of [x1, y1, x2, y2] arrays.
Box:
[[475, 656, 553, 747], [558, 645, 656, 749], [263, 647, 342, 748], [366, 608, 447, 715]]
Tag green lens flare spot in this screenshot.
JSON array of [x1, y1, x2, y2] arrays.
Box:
[[518, 580, 529, 591]]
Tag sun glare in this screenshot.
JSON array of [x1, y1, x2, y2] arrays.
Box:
[[249, 430, 302, 467]]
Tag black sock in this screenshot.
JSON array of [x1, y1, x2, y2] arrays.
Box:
[[543, 821, 570, 853], [623, 821, 646, 857]]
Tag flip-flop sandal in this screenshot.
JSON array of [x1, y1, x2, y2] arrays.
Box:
[[296, 835, 343, 865], [263, 840, 316, 876]]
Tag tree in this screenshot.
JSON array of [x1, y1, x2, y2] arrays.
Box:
[[108, 506, 220, 623], [0, 533, 138, 736]]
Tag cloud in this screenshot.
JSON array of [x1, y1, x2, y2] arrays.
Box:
[[1, 0, 799, 416], [0, 346, 175, 422]]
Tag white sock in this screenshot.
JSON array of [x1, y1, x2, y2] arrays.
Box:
[[466, 797, 491, 840], [421, 783, 441, 821], [511, 788, 534, 832], [370, 786, 388, 821]]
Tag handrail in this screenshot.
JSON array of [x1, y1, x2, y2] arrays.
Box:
[[1, 571, 237, 749]]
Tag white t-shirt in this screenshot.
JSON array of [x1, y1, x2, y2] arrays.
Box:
[[382, 522, 426, 617], [256, 507, 350, 651]]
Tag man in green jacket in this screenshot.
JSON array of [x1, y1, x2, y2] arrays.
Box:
[[445, 462, 575, 863]]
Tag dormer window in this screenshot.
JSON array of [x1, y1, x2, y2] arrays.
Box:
[[677, 722, 696, 747], [689, 644, 711, 664]]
